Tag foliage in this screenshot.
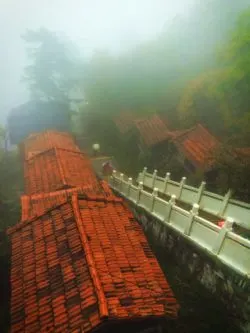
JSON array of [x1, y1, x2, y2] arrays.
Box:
[[8, 100, 71, 145], [178, 7, 250, 145], [177, 69, 232, 133], [212, 146, 250, 201], [0, 148, 22, 232], [22, 27, 83, 102]]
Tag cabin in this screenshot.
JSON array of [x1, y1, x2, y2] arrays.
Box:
[[113, 113, 172, 170], [167, 124, 220, 183]]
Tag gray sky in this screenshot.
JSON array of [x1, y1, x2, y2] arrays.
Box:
[[0, 0, 196, 123]]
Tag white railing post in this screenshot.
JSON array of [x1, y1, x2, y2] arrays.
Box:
[[164, 194, 176, 223], [152, 169, 157, 188], [219, 189, 232, 216], [141, 167, 147, 183], [151, 187, 158, 212], [213, 217, 234, 255], [119, 173, 124, 191], [177, 176, 186, 199], [163, 172, 171, 193], [136, 181, 143, 204], [127, 177, 132, 196], [184, 203, 199, 235], [196, 181, 206, 204], [111, 169, 117, 186]]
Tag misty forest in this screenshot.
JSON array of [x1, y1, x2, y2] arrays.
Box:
[[1, 0, 250, 332]]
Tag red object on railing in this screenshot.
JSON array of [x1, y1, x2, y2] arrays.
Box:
[[218, 220, 225, 228]]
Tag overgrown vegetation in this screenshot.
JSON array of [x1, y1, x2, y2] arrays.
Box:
[[0, 126, 23, 332], [7, 0, 250, 199]]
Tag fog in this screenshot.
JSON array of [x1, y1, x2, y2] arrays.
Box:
[[0, 0, 196, 124]]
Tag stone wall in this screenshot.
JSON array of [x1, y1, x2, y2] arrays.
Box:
[[124, 199, 250, 333]]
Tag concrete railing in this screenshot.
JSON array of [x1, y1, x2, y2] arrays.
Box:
[[137, 168, 250, 230], [110, 171, 250, 277]]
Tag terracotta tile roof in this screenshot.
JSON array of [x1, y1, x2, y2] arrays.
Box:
[[114, 113, 172, 148], [24, 148, 102, 195], [234, 147, 250, 158], [21, 180, 116, 222], [134, 114, 171, 148], [113, 112, 140, 134], [173, 124, 220, 170], [8, 194, 178, 333], [22, 130, 80, 160]]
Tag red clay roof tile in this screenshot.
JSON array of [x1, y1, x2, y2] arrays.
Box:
[[113, 112, 140, 134], [22, 130, 80, 160], [20, 181, 119, 222], [134, 115, 171, 147], [114, 113, 171, 148], [173, 124, 220, 170], [8, 195, 178, 332], [24, 148, 101, 195], [234, 147, 250, 157]]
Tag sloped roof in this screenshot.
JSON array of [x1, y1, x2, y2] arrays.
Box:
[[134, 115, 171, 148], [24, 148, 101, 195], [234, 147, 250, 158], [113, 112, 140, 134], [22, 130, 80, 160], [173, 124, 220, 170], [20, 180, 116, 222], [8, 194, 178, 333], [114, 113, 173, 148]]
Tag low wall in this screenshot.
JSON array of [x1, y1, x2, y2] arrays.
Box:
[[126, 199, 250, 333], [138, 169, 250, 230], [109, 173, 250, 333]]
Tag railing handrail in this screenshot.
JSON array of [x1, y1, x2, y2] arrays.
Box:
[[110, 171, 250, 277], [137, 168, 250, 229]]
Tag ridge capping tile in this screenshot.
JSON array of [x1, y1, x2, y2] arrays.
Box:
[[72, 193, 109, 320], [7, 200, 69, 235]]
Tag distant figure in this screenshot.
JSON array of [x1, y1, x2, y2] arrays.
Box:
[[92, 143, 100, 156], [102, 160, 114, 178]]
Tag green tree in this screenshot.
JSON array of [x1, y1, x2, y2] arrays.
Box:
[[22, 27, 83, 102], [178, 7, 250, 144]]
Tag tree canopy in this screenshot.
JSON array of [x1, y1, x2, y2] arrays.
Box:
[[22, 27, 83, 102]]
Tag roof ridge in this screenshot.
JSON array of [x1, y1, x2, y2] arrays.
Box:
[[7, 200, 69, 235], [172, 126, 197, 141], [72, 194, 109, 319], [54, 148, 67, 187], [197, 123, 220, 143], [25, 146, 83, 162], [25, 147, 55, 161]]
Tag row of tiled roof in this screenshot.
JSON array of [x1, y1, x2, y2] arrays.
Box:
[[7, 130, 179, 332], [113, 112, 250, 171]]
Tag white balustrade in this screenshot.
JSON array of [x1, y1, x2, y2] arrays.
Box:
[[137, 168, 250, 230], [110, 171, 250, 277]]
